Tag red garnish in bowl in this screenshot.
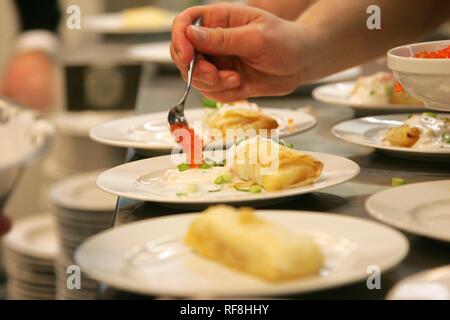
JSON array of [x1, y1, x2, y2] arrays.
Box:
[[414, 45, 450, 59]]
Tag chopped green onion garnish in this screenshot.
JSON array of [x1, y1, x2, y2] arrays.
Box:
[[407, 113, 413, 119], [176, 192, 187, 197], [202, 97, 218, 109], [200, 163, 213, 169], [442, 132, 450, 144], [423, 112, 437, 118], [214, 176, 224, 185], [249, 184, 262, 193], [203, 158, 226, 167], [222, 172, 232, 183], [177, 163, 190, 172], [234, 184, 251, 192], [279, 139, 294, 149], [214, 172, 232, 185], [392, 177, 406, 187]]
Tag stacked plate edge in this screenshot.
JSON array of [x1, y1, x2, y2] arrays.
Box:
[[49, 170, 117, 300], [2, 215, 58, 300]]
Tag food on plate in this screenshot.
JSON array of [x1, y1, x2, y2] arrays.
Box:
[[350, 72, 422, 105], [122, 6, 175, 30], [228, 136, 323, 191], [383, 113, 450, 149], [184, 205, 324, 281], [141, 137, 323, 199], [203, 100, 279, 140], [385, 125, 421, 147]]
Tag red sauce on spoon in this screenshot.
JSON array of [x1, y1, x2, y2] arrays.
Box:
[[170, 123, 203, 168]]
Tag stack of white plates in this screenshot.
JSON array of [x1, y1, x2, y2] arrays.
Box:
[[49, 170, 116, 300], [44, 111, 128, 179], [2, 215, 58, 300], [54, 255, 99, 300]]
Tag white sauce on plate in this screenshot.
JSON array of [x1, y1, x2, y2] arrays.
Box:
[[381, 113, 450, 149]]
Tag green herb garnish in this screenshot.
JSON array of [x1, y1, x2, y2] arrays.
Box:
[[200, 163, 213, 169], [249, 184, 262, 193], [176, 192, 188, 197], [442, 132, 450, 144], [279, 139, 294, 149], [214, 172, 232, 185], [392, 177, 406, 187], [202, 97, 218, 109], [423, 112, 437, 118], [177, 163, 191, 172]]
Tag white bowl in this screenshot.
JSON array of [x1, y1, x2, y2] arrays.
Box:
[[387, 40, 450, 111], [0, 99, 54, 208]]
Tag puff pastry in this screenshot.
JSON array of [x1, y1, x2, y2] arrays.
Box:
[[207, 108, 278, 139], [184, 205, 324, 281], [385, 125, 421, 148], [228, 137, 323, 191]]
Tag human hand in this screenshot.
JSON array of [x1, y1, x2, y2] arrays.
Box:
[[170, 3, 311, 102], [1, 50, 55, 112], [0, 214, 12, 237]]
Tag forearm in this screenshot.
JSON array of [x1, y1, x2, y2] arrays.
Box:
[[297, 0, 450, 83], [247, 0, 315, 21]]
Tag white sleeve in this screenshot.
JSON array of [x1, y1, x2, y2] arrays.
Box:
[[15, 30, 59, 56]]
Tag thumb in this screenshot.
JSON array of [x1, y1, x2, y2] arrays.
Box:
[[187, 25, 258, 56]]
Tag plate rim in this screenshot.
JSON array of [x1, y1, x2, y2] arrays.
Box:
[[89, 107, 317, 150], [312, 81, 426, 110], [386, 265, 450, 300], [366, 180, 450, 242], [75, 210, 409, 297], [2, 215, 58, 260], [49, 170, 117, 212], [332, 113, 450, 155], [95, 150, 360, 204]]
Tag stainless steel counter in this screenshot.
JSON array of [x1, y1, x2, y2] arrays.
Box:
[[103, 67, 450, 300]]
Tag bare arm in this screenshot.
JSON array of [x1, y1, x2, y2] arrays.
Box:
[[171, 1, 450, 101], [297, 0, 450, 82], [247, 0, 315, 20]]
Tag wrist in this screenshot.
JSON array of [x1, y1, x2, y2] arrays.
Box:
[[289, 20, 318, 86]]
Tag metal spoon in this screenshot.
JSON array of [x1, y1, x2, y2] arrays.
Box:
[[168, 17, 202, 133]]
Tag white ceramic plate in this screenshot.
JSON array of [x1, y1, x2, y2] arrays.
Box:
[[75, 210, 408, 297], [83, 12, 175, 34], [313, 67, 362, 84], [3, 215, 58, 260], [387, 265, 450, 300], [96, 150, 359, 206], [90, 108, 317, 152], [366, 180, 450, 242], [312, 81, 425, 111], [49, 170, 117, 212], [128, 41, 172, 64], [332, 114, 450, 160]]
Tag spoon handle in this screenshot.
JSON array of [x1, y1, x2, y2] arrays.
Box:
[[179, 17, 202, 106]]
